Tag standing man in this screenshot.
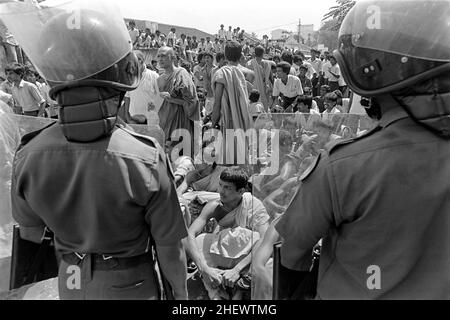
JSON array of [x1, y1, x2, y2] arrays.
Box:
[[247, 45, 274, 110], [201, 52, 215, 117], [6, 63, 46, 117], [226, 26, 233, 41], [213, 38, 221, 54], [167, 27, 177, 47], [211, 41, 253, 165], [177, 34, 188, 59], [205, 37, 214, 54], [128, 20, 140, 49], [3, 0, 188, 300], [276, 0, 450, 299], [218, 24, 226, 41], [326, 55, 341, 92], [157, 46, 199, 156], [308, 49, 322, 96]]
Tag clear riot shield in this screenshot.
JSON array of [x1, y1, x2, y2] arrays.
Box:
[[250, 113, 378, 300], [0, 114, 164, 298]]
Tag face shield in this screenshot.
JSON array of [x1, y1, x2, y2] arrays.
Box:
[[0, 0, 135, 85]]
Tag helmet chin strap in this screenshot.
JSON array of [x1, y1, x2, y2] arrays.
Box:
[[54, 86, 124, 142]]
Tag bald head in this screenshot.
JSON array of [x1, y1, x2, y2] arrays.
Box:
[[157, 46, 176, 70]]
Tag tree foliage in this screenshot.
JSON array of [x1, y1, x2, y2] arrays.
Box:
[[321, 0, 356, 32]]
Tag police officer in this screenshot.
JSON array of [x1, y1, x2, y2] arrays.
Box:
[[3, 0, 188, 299], [275, 0, 450, 299]]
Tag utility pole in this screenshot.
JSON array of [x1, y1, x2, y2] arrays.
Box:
[[298, 18, 301, 47]]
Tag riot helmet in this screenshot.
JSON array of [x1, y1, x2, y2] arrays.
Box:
[[0, 0, 141, 96], [335, 0, 450, 97], [0, 0, 143, 142]]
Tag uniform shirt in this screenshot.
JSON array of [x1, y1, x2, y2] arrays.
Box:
[[11, 80, 45, 112], [273, 75, 303, 98], [11, 122, 187, 257], [276, 106, 450, 299]]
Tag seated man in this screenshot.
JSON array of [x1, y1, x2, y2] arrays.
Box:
[[183, 167, 270, 300]]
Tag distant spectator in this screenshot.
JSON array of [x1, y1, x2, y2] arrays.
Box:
[[6, 63, 46, 117], [128, 20, 140, 48], [249, 89, 265, 120], [167, 27, 177, 47]]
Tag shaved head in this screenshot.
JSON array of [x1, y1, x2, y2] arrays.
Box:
[[157, 46, 176, 70], [158, 46, 175, 58]]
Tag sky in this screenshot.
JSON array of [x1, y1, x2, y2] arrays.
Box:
[[114, 0, 339, 38]]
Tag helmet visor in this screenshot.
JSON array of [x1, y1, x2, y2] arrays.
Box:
[[339, 0, 450, 62], [0, 0, 133, 83]]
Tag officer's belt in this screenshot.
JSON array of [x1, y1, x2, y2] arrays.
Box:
[[62, 252, 152, 271]]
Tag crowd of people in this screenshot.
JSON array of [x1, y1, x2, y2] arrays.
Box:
[[0, 29, 370, 299], [4, 0, 447, 302]]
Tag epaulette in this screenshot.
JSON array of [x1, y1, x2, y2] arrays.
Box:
[[18, 121, 57, 149], [117, 123, 166, 165], [117, 123, 158, 148], [327, 125, 381, 155]]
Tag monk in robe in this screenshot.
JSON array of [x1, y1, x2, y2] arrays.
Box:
[[157, 47, 200, 157], [211, 41, 253, 165], [247, 45, 275, 110]]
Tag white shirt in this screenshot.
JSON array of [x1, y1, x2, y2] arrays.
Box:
[[197, 42, 206, 52], [177, 38, 188, 50], [125, 69, 162, 125], [167, 31, 176, 41], [129, 28, 140, 45], [328, 64, 341, 82], [302, 61, 316, 80], [322, 60, 332, 80], [308, 58, 323, 76], [322, 106, 341, 121], [218, 29, 226, 40], [273, 75, 303, 98], [226, 30, 233, 40], [205, 41, 214, 53]]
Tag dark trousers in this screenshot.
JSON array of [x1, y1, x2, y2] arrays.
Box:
[[58, 253, 159, 300]]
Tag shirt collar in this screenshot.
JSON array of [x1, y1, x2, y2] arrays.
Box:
[[14, 79, 25, 88], [379, 106, 409, 128]]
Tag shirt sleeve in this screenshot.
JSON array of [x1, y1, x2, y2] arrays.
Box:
[[145, 153, 188, 246], [11, 159, 45, 227], [272, 80, 280, 96], [275, 153, 338, 271], [28, 83, 45, 104], [296, 78, 304, 95]]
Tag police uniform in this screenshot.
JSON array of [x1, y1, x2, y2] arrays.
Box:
[[11, 120, 187, 299], [275, 105, 450, 299]]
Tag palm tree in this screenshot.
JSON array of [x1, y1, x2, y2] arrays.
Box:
[[321, 0, 356, 31]]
